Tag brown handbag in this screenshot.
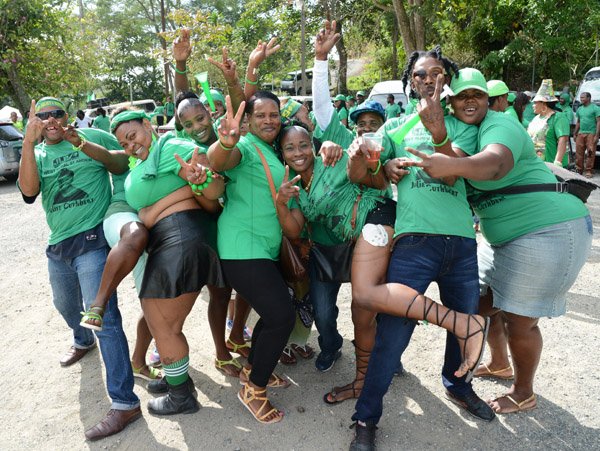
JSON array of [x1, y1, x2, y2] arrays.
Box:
[[254, 145, 308, 283]]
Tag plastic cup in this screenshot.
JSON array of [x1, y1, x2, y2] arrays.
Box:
[[362, 133, 383, 162]]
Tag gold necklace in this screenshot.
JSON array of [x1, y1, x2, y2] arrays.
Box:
[[303, 171, 314, 192]]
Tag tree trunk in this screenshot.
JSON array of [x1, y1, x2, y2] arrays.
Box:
[[410, 0, 426, 50], [391, 14, 399, 79], [4, 64, 31, 115], [391, 0, 416, 55], [334, 20, 348, 94]]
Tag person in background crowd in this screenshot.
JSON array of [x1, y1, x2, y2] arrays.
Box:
[[334, 94, 349, 127], [356, 90, 366, 105], [152, 101, 165, 127], [18, 97, 141, 441], [573, 91, 600, 177], [505, 92, 519, 121], [487, 80, 510, 114], [385, 94, 402, 120], [347, 95, 357, 128], [521, 90, 536, 127], [557, 93, 574, 126], [526, 79, 570, 167], [92, 108, 110, 132], [73, 110, 92, 128], [164, 96, 175, 123], [10, 111, 23, 131]]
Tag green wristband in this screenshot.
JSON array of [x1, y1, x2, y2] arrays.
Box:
[[175, 67, 188, 75], [432, 134, 449, 147], [245, 77, 258, 85]]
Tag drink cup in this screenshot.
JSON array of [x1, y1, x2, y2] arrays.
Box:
[[362, 133, 383, 162]]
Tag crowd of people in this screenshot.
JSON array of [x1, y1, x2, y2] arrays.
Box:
[[15, 17, 595, 450]]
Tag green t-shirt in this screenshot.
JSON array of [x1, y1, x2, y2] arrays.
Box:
[[504, 106, 519, 123], [404, 99, 418, 115], [380, 114, 477, 239], [521, 102, 535, 128], [34, 128, 115, 244], [125, 134, 197, 211], [575, 103, 600, 134], [165, 102, 175, 117], [337, 107, 348, 122], [290, 153, 387, 245], [542, 112, 570, 166], [92, 115, 111, 132], [313, 110, 356, 149], [466, 110, 588, 245], [385, 104, 402, 120], [218, 133, 285, 260], [104, 172, 137, 218]]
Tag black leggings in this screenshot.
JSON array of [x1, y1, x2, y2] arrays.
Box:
[[221, 259, 295, 387]]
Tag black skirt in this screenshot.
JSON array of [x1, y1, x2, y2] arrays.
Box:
[[140, 209, 225, 298]]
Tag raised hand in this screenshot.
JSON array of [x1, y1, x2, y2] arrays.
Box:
[[174, 147, 210, 184], [24, 99, 45, 143], [276, 165, 301, 205], [62, 125, 83, 147], [403, 147, 454, 179], [248, 37, 281, 68], [315, 20, 340, 60], [173, 28, 192, 63], [216, 95, 246, 148], [383, 158, 411, 184], [319, 140, 343, 167], [414, 75, 447, 142], [208, 47, 238, 82]]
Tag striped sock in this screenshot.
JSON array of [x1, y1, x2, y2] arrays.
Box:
[[163, 355, 190, 386]]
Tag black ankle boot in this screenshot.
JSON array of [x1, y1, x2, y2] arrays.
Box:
[[147, 376, 197, 397], [147, 378, 200, 415], [349, 421, 377, 451]]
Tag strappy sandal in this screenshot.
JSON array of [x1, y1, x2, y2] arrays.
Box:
[[226, 338, 251, 358], [239, 367, 290, 389], [291, 344, 314, 359], [489, 393, 537, 414], [80, 305, 105, 331], [238, 383, 284, 424], [324, 341, 369, 405], [279, 346, 297, 365], [215, 357, 242, 377], [474, 362, 514, 380], [404, 294, 489, 383], [132, 363, 162, 381]]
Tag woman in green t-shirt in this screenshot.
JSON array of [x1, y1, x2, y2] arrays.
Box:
[[208, 91, 295, 424], [407, 68, 592, 415], [276, 126, 489, 407], [111, 109, 226, 416], [92, 107, 111, 132]]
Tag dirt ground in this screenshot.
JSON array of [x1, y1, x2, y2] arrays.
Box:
[[0, 177, 599, 451]]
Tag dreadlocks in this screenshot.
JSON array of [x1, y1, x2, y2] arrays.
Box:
[[401, 45, 460, 100]]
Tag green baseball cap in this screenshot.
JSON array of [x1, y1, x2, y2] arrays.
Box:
[[356, 90, 366, 97], [334, 94, 346, 101], [280, 98, 303, 120], [486, 80, 509, 97], [507, 92, 516, 103], [347, 95, 355, 101], [450, 68, 488, 96]]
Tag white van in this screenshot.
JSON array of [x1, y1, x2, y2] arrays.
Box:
[[584, 66, 600, 81], [281, 69, 314, 95], [367, 80, 408, 111], [85, 99, 157, 118]]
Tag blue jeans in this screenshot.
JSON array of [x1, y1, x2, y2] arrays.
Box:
[[308, 253, 343, 355], [48, 246, 139, 410], [353, 234, 479, 424]]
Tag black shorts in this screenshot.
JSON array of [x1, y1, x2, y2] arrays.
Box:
[[364, 197, 396, 228], [140, 209, 225, 299]]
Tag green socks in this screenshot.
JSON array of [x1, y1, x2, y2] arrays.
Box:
[[163, 355, 190, 386]]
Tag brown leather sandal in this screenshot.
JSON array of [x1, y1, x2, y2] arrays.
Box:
[[238, 383, 284, 424]]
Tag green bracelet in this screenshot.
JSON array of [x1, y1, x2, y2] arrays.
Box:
[[219, 141, 235, 151], [245, 77, 258, 85], [369, 160, 382, 176], [175, 67, 188, 75], [189, 170, 214, 196], [431, 134, 449, 147]]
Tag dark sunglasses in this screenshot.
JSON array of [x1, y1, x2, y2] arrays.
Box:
[[35, 109, 66, 120]]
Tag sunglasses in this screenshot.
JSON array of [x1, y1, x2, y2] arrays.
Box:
[[35, 109, 66, 120]]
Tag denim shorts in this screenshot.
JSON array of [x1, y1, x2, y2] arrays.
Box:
[[479, 215, 593, 318]]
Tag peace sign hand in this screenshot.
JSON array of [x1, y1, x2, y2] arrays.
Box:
[[276, 165, 301, 205], [248, 37, 281, 68], [173, 28, 192, 63], [208, 47, 238, 82], [216, 95, 246, 148], [403, 147, 455, 179], [24, 99, 44, 143], [315, 20, 340, 60], [414, 75, 447, 141], [175, 147, 210, 184]]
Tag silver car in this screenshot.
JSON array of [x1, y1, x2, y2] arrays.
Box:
[[0, 122, 23, 182]]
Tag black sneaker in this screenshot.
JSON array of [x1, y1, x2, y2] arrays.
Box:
[[315, 348, 342, 372], [445, 390, 496, 422], [349, 421, 377, 451]]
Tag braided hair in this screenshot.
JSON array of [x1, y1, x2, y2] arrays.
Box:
[[401, 45, 460, 100]]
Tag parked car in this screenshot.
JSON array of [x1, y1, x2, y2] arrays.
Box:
[[367, 80, 408, 111], [85, 99, 157, 120], [583, 66, 600, 81], [157, 116, 176, 135], [281, 69, 314, 95], [0, 122, 23, 182]]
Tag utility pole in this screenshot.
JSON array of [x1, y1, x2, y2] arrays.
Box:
[[295, 0, 307, 95], [160, 0, 170, 99]]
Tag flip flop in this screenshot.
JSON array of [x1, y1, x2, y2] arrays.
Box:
[[80, 306, 105, 331], [291, 344, 314, 359], [489, 393, 537, 414], [215, 357, 242, 377], [132, 363, 162, 382], [474, 363, 514, 380], [279, 346, 297, 365]]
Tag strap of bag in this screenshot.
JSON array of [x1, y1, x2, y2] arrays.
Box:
[[254, 144, 278, 206], [479, 182, 570, 196]]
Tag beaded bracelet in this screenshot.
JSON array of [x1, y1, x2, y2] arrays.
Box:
[[369, 160, 382, 176], [189, 170, 214, 196], [245, 77, 258, 85], [73, 137, 87, 151], [175, 67, 188, 75], [431, 134, 449, 147]]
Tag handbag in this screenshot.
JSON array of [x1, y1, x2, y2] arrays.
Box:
[[469, 162, 599, 204], [254, 145, 308, 283], [310, 193, 362, 284]]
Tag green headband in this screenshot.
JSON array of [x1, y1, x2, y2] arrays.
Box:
[[280, 99, 302, 119], [35, 97, 66, 113], [110, 110, 150, 133]]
